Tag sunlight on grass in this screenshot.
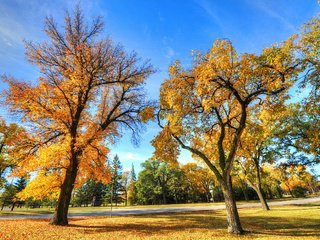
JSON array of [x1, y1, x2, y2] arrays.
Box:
[[1, 197, 312, 217], [0, 203, 319, 239]]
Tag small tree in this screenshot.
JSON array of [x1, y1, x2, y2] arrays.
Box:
[[106, 155, 123, 206], [0, 176, 27, 211], [127, 164, 137, 205], [0, 184, 16, 210], [0, 118, 22, 189], [121, 171, 130, 206]]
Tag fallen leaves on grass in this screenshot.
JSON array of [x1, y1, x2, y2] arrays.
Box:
[[0, 204, 319, 240]]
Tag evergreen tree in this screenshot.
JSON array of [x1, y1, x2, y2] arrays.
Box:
[[122, 171, 130, 206], [128, 164, 137, 205], [105, 155, 123, 206], [71, 179, 106, 207], [0, 184, 16, 211], [15, 176, 27, 192]]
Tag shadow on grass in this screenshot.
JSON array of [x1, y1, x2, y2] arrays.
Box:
[[67, 210, 320, 238], [68, 211, 226, 235], [242, 216, 320, 237], [292, 203, 320, 207]]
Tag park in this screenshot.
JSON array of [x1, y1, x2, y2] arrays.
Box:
[[0, 1, 319, 239]]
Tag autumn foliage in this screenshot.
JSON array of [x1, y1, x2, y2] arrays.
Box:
[[2, 7, 154, 225]]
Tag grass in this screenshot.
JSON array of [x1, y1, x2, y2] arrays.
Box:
[[0, 196, 310, 216], [0, 202, 319, 239], [0, 202, 222, 216]]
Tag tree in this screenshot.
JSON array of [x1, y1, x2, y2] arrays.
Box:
[[261, 165, 283, 198], [152, 38, 298, 234], [136, 160, 165, 205], [0, 176, 27, 211], [72, 179, 106, 207], [181, 163, 215, 203], [106, 155, 123, 206], [121, 170, 130, 206], [0, 184, 16, 211], [0, 119, 22, 188], [235, 104, 287, 210], [136, 160, 180, 205], [127, 164, 137, 205], [2, 7, 154, 225], [297, 16, 320, 162], [279, 164, 317, 197], [71, 184, 91, 207], [12, 176, 27, 209]]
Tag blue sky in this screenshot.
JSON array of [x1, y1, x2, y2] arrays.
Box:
[[0, 0, 319, 172]]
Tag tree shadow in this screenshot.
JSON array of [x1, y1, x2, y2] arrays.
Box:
[[241, 215, 320, 237], [67, 211, 227, 235], [66, 210, 320, 238]]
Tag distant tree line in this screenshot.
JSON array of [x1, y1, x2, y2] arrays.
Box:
[[2, 153, 318, 210]]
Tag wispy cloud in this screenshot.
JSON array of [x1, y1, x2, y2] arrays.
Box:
[[165, 47, 175, 59], [250, 0, 295, 31], [0, 16, 28, 47], [193, 0, 225, 33], [161, 36, 176, 59]]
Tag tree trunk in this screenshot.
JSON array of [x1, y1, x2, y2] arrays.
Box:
[[276, 187, 283, 198], [50, 166, 78, 225], [10, 202, 16, 211], [221, 176, 244, 234], [288, 188, 294, 198], [253, 158, 270, 210], [240, 179, 249, 201], [206, 192, 210, 203], [254, 186, 270, 210], [267, 187, 273, 199], [124, 191, 128, 206], [162, 191, 167, 204]]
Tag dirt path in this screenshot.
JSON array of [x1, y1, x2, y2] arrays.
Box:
[[1, 196, 319, 220]]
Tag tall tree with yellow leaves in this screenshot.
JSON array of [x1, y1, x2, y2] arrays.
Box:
[[2, 7, 154, 225], [152, 39, 298, 234]]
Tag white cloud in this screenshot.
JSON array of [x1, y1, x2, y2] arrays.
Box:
[[112, 151, 147, 162]]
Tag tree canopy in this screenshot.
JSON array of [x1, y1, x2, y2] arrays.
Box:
[[2, 7, 154, 225]]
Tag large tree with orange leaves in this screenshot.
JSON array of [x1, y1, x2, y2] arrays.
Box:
[[152, 38, 298, 234], [2, 7, 154, 225]]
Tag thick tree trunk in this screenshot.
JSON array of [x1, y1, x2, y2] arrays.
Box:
[[222, 176, 244, 235], [50, 166, 78, 225]]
